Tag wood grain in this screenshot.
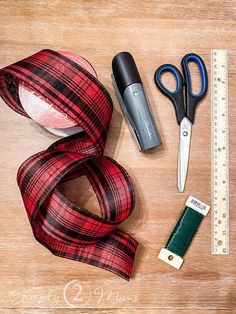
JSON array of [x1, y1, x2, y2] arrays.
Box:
[[0, 0, 235, 312]]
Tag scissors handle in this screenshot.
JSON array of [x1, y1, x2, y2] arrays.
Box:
[[181, 53, 208, 124], [154, 64, 185, 124]]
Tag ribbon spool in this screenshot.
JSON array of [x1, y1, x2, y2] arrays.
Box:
[[19, 51, 97, 137], [0, 49, 138, 280]]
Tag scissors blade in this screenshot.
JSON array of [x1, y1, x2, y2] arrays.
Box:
[[178, 117, 192, 192]]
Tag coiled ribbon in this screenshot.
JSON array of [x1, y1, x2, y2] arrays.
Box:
[[0, 49, 138, 280]]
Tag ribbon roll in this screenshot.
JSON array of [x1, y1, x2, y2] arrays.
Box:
[[18, 50, 97, 136], [0, 49, 138, 280]]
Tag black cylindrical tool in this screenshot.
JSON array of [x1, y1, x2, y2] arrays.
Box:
[[112, 52, 162, 151]]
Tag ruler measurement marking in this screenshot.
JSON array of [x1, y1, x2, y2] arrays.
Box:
[[211, 50, 229, 255]]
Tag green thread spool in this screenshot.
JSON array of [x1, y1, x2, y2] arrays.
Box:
[[158, 196, 210, 269]]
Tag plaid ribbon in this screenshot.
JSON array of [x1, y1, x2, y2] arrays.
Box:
[[0, 49, 138, 280]]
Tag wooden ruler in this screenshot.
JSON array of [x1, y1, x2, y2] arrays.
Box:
[[211, 50, 229, 254]]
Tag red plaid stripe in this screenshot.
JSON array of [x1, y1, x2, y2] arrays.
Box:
[[0, 50, 138, 280]]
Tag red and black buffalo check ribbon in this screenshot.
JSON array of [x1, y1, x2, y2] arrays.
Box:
[[0, 49, 138, 280]]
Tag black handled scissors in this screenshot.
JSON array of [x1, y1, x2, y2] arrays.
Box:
[[154, 53, 208, 192]]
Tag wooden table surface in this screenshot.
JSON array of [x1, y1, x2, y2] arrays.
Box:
[[0, 0, 235, 313]]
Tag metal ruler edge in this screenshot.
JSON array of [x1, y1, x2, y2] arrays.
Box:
[[211, 49, 229, 255]]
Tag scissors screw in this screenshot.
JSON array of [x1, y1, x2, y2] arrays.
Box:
[[183, 131, 188, 136]]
